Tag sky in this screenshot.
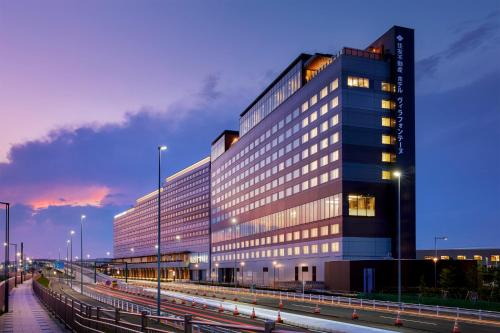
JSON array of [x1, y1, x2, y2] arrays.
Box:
[[0, 0, 499, 259]]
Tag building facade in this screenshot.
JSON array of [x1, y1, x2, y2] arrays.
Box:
[[113, 157, 211, 281], [417, 248, 500, 267], [210, 26, 416, 286]]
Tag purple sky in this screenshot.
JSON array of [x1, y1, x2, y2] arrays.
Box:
[[0, 1, 499, 259]]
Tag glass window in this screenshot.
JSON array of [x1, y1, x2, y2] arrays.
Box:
[[320, 138, 328, 150], [330, 78, 339, 91], [330, 168, 339, 180], [320, 225, 329, 236], [310, 94, 318, 106], [302, 229, 309, 239], [330, 150, 339, 162], [381, 99, 395, 110], [320, 172, 328, 184], [320, 86, 328, 99], [382, 135, 394, 145], [382, 170, 391, 180], [381, 117, 395, 127], [303, 245, 309, 255], [294, 246, 300, 255], [331, 242, 340, 252], [330, 224, 339, 234], [331, 132, 339, 144], [302, 101, 309, 112], [320, 103, 328, 116], [310, 111, 318, 123], [381, 82, 395, 92], [321, 243, 329, 253], [311, 244, 318, 254], [347, 76, 369, 88], [331, 114, 339, 127], [348, 194, 375, 217], [330, 96, 339, 109], [310, 127, 318, 138], [382, 152, 396, 162]]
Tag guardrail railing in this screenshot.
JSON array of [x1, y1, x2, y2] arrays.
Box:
[[129, 280, 500, 324], [33, 279, 290, 333]]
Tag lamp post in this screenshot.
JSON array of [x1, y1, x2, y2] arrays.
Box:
[[70, 230, 75, 288], [66, 240, 70, 284], [272, 261, 277, 288], [240, 262, 245, 285], [231, 218, 237, 287], [434, 236, 448, 288], [157, 145, 167, 318], [215, 263, 219, 283], [393, 170, 402, 306], [20, 242, 24, 283], [6, 243, 17, 287], [80, 214, 86, 294], [0, 202, 9, 312]]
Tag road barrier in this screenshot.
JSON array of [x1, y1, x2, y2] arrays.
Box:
[[33, 278, 294, 333]]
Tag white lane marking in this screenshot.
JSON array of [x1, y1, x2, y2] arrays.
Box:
[[380, 316, 437, 326], [290, 304, 317, 309]]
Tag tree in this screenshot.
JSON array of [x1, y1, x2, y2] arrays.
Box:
[[440, 268, 456, 290]]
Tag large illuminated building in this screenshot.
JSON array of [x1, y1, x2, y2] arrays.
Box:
[[113, 26, 416, 289], [210, 26, 415, 287], [113, 157, 211, 281]]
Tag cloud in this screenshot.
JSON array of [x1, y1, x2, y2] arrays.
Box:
[[416, 10, 500, 78]]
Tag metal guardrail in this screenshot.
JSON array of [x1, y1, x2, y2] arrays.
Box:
[[147, 281, 500, 323], [33, 279, 288, 333]]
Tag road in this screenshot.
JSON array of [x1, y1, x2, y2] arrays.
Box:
[[126, 279, 500, 333]]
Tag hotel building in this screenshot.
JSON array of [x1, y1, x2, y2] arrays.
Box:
[[112, 26, 416, 288], [210, 26, 415, 286], [113, 157, 211, 281]]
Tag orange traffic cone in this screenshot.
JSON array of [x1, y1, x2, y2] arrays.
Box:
[[313, 304, 320, 314], [279, 299, 283, 309], [218, 303, 224, 313], [394, 311, 403, 326], [252, 294, 257, 304], [202, 303, 208, 310], [250, 307, 256, 319], [233, 305, 239, 316], [181, 299, 186, 305], [351, 308, 359, 320], [171, 298, 176, 304], [276, 310, 283, 324], [191, 300, 196, 307], [452, 319, 461, 333], [233, 296, 238, 301]]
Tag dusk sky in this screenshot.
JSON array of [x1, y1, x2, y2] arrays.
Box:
[[0, 1, 499, 259]]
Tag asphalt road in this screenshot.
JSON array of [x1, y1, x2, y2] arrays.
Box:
[[128, 280, 500, 333]]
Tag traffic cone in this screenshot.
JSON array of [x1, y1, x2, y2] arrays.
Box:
[[452, 319, 461, 333], [351, 309, 359, 320], [181, 299, 186, 305], [218, 303, 224, 313], [313, 303, 320, 314], [191, 300, 196, 307], [252, 294, 257, 304], [233, 296, 238, 301], [394, 311, 403, 326], [202, 303, 208, 310], [233, 305, 239, 316], [279, 299, 283, 309], [276, 310, 283, 323], [250, 307, 256, 319], [171, 298, 176, 304]]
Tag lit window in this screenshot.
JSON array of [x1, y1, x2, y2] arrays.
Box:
[[279, 248, 285, 256], [347, 76, 369, 88], [381, 99, 395, 110], [320, 225, 329, 236], [331, 242, 340, 252], [310, 95, 318, 106], [310, 127, 318, 139], [311, 228, 318, 237], [320, 172, 328, 184], [321, 243, 329, 253], [320, 138, 328, 150], [330, 96, 339, 109], [320, 155, 328, 166], [382, 152, 396, 163], [320, 103, 328, 115], [303, 245, 309, 255], [382, 135, 394, 145], [321, 121, 328, 132], [310, 144, 318, 155], [302, 165, 309, 175], [302, 133, 309, 143], [441, 256, 450, 260], [491, 255, 500, 262], [330, 168, 339, 179], [302, 117, 309, 128], [310, 111, 318, 122], [330, 150, 339, 162], [302, 180, 309, 190], [348, 194, 375, 217], [287, 248, 292, 256], [457, 255, 467, 260], [294, 247, 300, 255], [286, 233, 292, 241], [310, 177, 318, 187], [382, 170, 392, 180], [302, 101, 309, 112], [320, 86, 328, 99], [311, 244, 318, 254], [331, 132, 339, 144], [331, 114, 339, 127], [310, 160, 318, 171], [330, 78, 339, 91], [330, 224, 339, 234], [382, 117, 395, 127], [381, 82, 395, 92], [293, 231, 300, 240]]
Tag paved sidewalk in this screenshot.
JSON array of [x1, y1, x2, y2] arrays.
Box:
[[0, 279, 67, 332]]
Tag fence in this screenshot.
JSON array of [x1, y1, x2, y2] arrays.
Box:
[[33, 279, 291, 333], [0, 273, 32, 313]]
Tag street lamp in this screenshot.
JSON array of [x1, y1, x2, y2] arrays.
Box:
[[106, 251, 111, 257], [240, 262, 245, 285], [80, 214, 86, 294], [273, 261, 278, 288], [157, 145, 167, 318], [0, 201, 10, 312], [215, 262, 219, 283], [66, 240, 70, 284], [231, 218, 238, 287], [393, 170, 402, 306], [434, 236, 448, 288], [70, 230, 75, 288]]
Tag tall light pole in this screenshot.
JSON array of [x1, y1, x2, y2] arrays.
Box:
[[231, 218, 237, 287], [70, 230, 75, 288], [240, 262, 245, 285], [6, 243, 17, 287], [1, 202, 10, 312], [157, 145, 167, 318], [273, 261, 277, 288], [80, 215, 86, 294], [434, 236, 448, 288], [393, 170, 402, 306], [66, 240, 70, 284]]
